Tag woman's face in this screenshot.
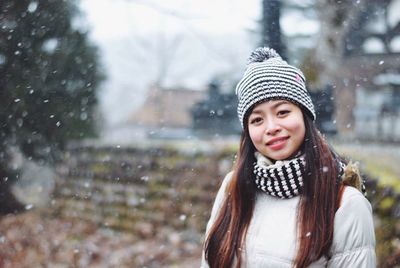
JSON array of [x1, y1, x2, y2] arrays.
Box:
[[247, 100, 306, 161]]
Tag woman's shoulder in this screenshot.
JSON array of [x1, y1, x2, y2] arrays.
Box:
[[340, 186, 371, 212], [337, 186, 373, 223], [221, 171, 234, 188], [342, 185, 366, 199], [328, 186, 376, 265], [331, 186, 375, 253], [212, 171, 234, 201], [209, 171, 234, 214]]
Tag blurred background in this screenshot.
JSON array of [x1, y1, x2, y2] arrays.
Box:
[[0, 0, 399, 267]]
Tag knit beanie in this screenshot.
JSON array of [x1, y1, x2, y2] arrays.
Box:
[[236, 47, 316, 127]]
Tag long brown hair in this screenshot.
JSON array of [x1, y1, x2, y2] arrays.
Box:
[[204, 112, 344, 268]]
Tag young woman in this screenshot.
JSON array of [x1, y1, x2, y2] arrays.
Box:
[[201, 47, 376, 268]]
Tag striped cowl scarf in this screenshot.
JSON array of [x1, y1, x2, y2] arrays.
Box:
[[253, 152, 306, 199]]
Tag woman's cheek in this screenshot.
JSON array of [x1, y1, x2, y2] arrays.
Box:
[[250, 128, 263, 144], [287, 117, 303, 131]]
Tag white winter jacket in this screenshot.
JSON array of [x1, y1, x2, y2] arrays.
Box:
[[201, 172, 376, 268]]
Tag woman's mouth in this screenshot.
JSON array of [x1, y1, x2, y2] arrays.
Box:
[[266, 137, 289, 150]]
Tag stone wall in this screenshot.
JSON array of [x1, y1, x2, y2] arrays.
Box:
[[52, 145, 234, 237]]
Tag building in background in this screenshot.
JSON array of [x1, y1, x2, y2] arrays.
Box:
[[341, 0, 400, 141], [127, 85, 206, 139], [191, 80, 240, 137], [123, 80, 240, 140]]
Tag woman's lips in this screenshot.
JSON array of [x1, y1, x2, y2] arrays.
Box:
[[266, 136, 289, 150]]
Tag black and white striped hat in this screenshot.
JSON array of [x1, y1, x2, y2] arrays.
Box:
[[236, 47, 316, 127]]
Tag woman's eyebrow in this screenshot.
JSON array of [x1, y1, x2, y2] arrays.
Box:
[[251, 100, 291, 114], [250, 109, 263, 114], [272, 100, 290, 109]]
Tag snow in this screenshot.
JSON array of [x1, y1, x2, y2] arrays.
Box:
[[27, 2, 39, 13], [390, 36, 400, 52], [374, 73, 400, 86], [362, 37, 385, 53], [25, 204, 34, 210], [365, 12, 386, 34], [42, 38, 59, 53], [388, 0, 400, 28], [0, 54, 5, 65]]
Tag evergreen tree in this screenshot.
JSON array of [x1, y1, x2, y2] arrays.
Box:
[[0, 0, 103, 214], [261, 0, 286, 59]]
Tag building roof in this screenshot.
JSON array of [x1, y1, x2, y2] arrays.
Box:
[[128, 85, 206, 128]]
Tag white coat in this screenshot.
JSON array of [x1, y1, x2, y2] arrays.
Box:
[[201, 172, 376, 268]]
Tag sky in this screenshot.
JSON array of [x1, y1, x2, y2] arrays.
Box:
[[80, 0, 261, 38], [79, 0, 263, 127], [78, 0, 323, 128]]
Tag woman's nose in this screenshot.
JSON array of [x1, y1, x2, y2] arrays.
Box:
[[265, 119, 281, 135]]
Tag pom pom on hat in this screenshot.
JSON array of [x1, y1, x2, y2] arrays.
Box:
[[247, 47, 281, 65], [236, 47, 316, 128]]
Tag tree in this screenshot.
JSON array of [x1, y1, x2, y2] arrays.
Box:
[[310, 0, 364, 134], [310, 0, 399, 134], [0, 0, 103, 214], [261, 0, 286, 59]]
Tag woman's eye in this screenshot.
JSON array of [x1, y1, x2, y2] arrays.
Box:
[[250, 117, 262, 124], [277, 110, 290, 116]]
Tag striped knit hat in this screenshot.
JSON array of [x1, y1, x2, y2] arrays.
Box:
[[236, 47, 316, 127]]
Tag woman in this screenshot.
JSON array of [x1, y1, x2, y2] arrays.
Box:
[[201, 47, 376, 267]]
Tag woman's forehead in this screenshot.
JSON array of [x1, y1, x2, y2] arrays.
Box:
[[251, 100, 294, 112]]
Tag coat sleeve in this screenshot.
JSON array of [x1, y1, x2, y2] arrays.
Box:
[[200, 172, 233, 268], [327, 186, 376, 268]]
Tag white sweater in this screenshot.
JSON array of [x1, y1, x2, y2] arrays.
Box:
[[201, 172, 376, 268]]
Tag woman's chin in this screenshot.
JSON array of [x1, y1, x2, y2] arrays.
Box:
[[264, 150, 301, 162]]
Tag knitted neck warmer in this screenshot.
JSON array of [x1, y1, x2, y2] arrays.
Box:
[[253, 152, 306, 199]]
